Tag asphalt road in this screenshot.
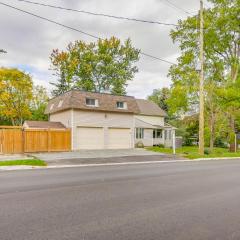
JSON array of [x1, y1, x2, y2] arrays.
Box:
[[1, 160, 240, 240]]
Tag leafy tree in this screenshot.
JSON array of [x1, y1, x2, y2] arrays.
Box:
[[50, 37, 140, 96], [0, 68, 33, 125], [167, 0, 239, 150], [147, 87, 171, 113], [30, 85, 49, 121]]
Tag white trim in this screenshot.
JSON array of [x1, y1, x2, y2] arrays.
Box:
[[132, 116, 135, 148], [172, 130, 176, 154], [86, 98, 99, 107]]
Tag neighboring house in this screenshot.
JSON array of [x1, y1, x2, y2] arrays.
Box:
[[24, 120, 66, 129], [45, 90, 176, 150]]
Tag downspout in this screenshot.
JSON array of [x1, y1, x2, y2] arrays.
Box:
[[152, 129, 154, 146], [132, 115, 135, 148]]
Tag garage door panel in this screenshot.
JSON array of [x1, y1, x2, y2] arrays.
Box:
[[77, 127, 104, 149], [108, 128, 131, 149]]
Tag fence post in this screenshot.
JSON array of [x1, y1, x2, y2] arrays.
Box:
[[22, 128, 25, 153], [47, 128, 50, 152]]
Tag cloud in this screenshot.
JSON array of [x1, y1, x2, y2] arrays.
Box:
[[0, 0, 200, 98]]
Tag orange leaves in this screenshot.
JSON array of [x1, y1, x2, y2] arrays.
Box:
[[0, 68, 33, 125]]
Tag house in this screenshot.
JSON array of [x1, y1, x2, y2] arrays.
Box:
[[45, 90, 176, 150]]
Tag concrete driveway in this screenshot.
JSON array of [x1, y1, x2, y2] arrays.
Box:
[[31, 149, 183, 166], [32, 149, 164, 160]]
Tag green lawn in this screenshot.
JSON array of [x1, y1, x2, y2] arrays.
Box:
[[0, 159, 47, 167], [147, 146, 240, 159]]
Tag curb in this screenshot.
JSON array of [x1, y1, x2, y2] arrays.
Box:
[[1, 157, 240, 171], [192, 157, 240, 161]]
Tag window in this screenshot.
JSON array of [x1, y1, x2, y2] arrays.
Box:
[[86, 98, 97, 106], [164, 130, 171, 140], [136, 128, 144, 139], [164, 130, 167, 140], [168, 130, 172, 140], [153, 129, 162, 139], [116, 101, 127, 109]]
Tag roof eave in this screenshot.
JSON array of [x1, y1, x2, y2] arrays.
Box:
[[48, 107, 137, 115], [136, 113, 167, 117]]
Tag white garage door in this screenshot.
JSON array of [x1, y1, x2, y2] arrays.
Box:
[[108, 128, 132, 149], [77, 127, 104, 149]]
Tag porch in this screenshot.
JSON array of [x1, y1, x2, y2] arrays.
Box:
[[134, 119, 176, 147]]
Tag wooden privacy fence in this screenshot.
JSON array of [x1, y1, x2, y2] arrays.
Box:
[[0, 126, 71, 154]]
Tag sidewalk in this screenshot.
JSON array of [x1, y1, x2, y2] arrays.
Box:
[[0, 154, 34, 161], [43, 154, 185, 166], [31, 148, 166, 161]]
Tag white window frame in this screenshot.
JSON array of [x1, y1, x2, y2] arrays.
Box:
[[164, 130, 172, 140], [168, 130, 172, 140], [116, 101, 127, 109], [136, 128, 144, 139], [86, 98, 98, 107], [153, 129, 162, 139], [164, 130, 167, 140]]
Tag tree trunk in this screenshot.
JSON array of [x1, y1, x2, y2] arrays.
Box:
[[209, 111, 215, 152]]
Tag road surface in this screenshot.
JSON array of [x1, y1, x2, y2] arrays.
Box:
[[1, 159, 240, 240]]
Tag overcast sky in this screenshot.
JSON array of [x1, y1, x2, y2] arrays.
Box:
[[0, 0, 201, 98]]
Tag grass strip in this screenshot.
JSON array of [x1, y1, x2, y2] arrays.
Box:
[[0, 159, 47, 166], [147, 146, 240, 159]]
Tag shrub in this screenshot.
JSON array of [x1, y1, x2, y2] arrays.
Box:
[[204, 148, 210, 155], [184, 138, 195, 146], [214, 137, 227, 148], [135, 141, 144, 148]]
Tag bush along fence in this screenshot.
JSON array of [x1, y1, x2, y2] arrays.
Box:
[[0, 126, 71, 154]]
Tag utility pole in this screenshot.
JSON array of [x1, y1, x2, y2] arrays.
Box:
[[198, 0, 204, 155]]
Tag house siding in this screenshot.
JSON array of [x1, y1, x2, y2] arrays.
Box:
[[135, 128, 153, 147], [49, 110, 72, 128], [51, 109, 135, 150], [135, 115, 164, 126]]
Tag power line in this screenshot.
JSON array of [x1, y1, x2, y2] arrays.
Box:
[[161, 0, 193, 15], [0, 2, 99, 39], [140, 53, 174, 65], [13, 0, 200, 31], [0, 2, 175, 65], [14, 0, 178, 27]]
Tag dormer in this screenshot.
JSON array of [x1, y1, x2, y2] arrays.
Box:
[[116, 101, 127, 109], [86, 98, 99, 107]]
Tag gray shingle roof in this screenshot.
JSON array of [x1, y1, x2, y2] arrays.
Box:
[[24, 121, 66, 129], [135, 99, 167, 117], [45, 90, 166, 117], [45, 90, 140, 114]]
